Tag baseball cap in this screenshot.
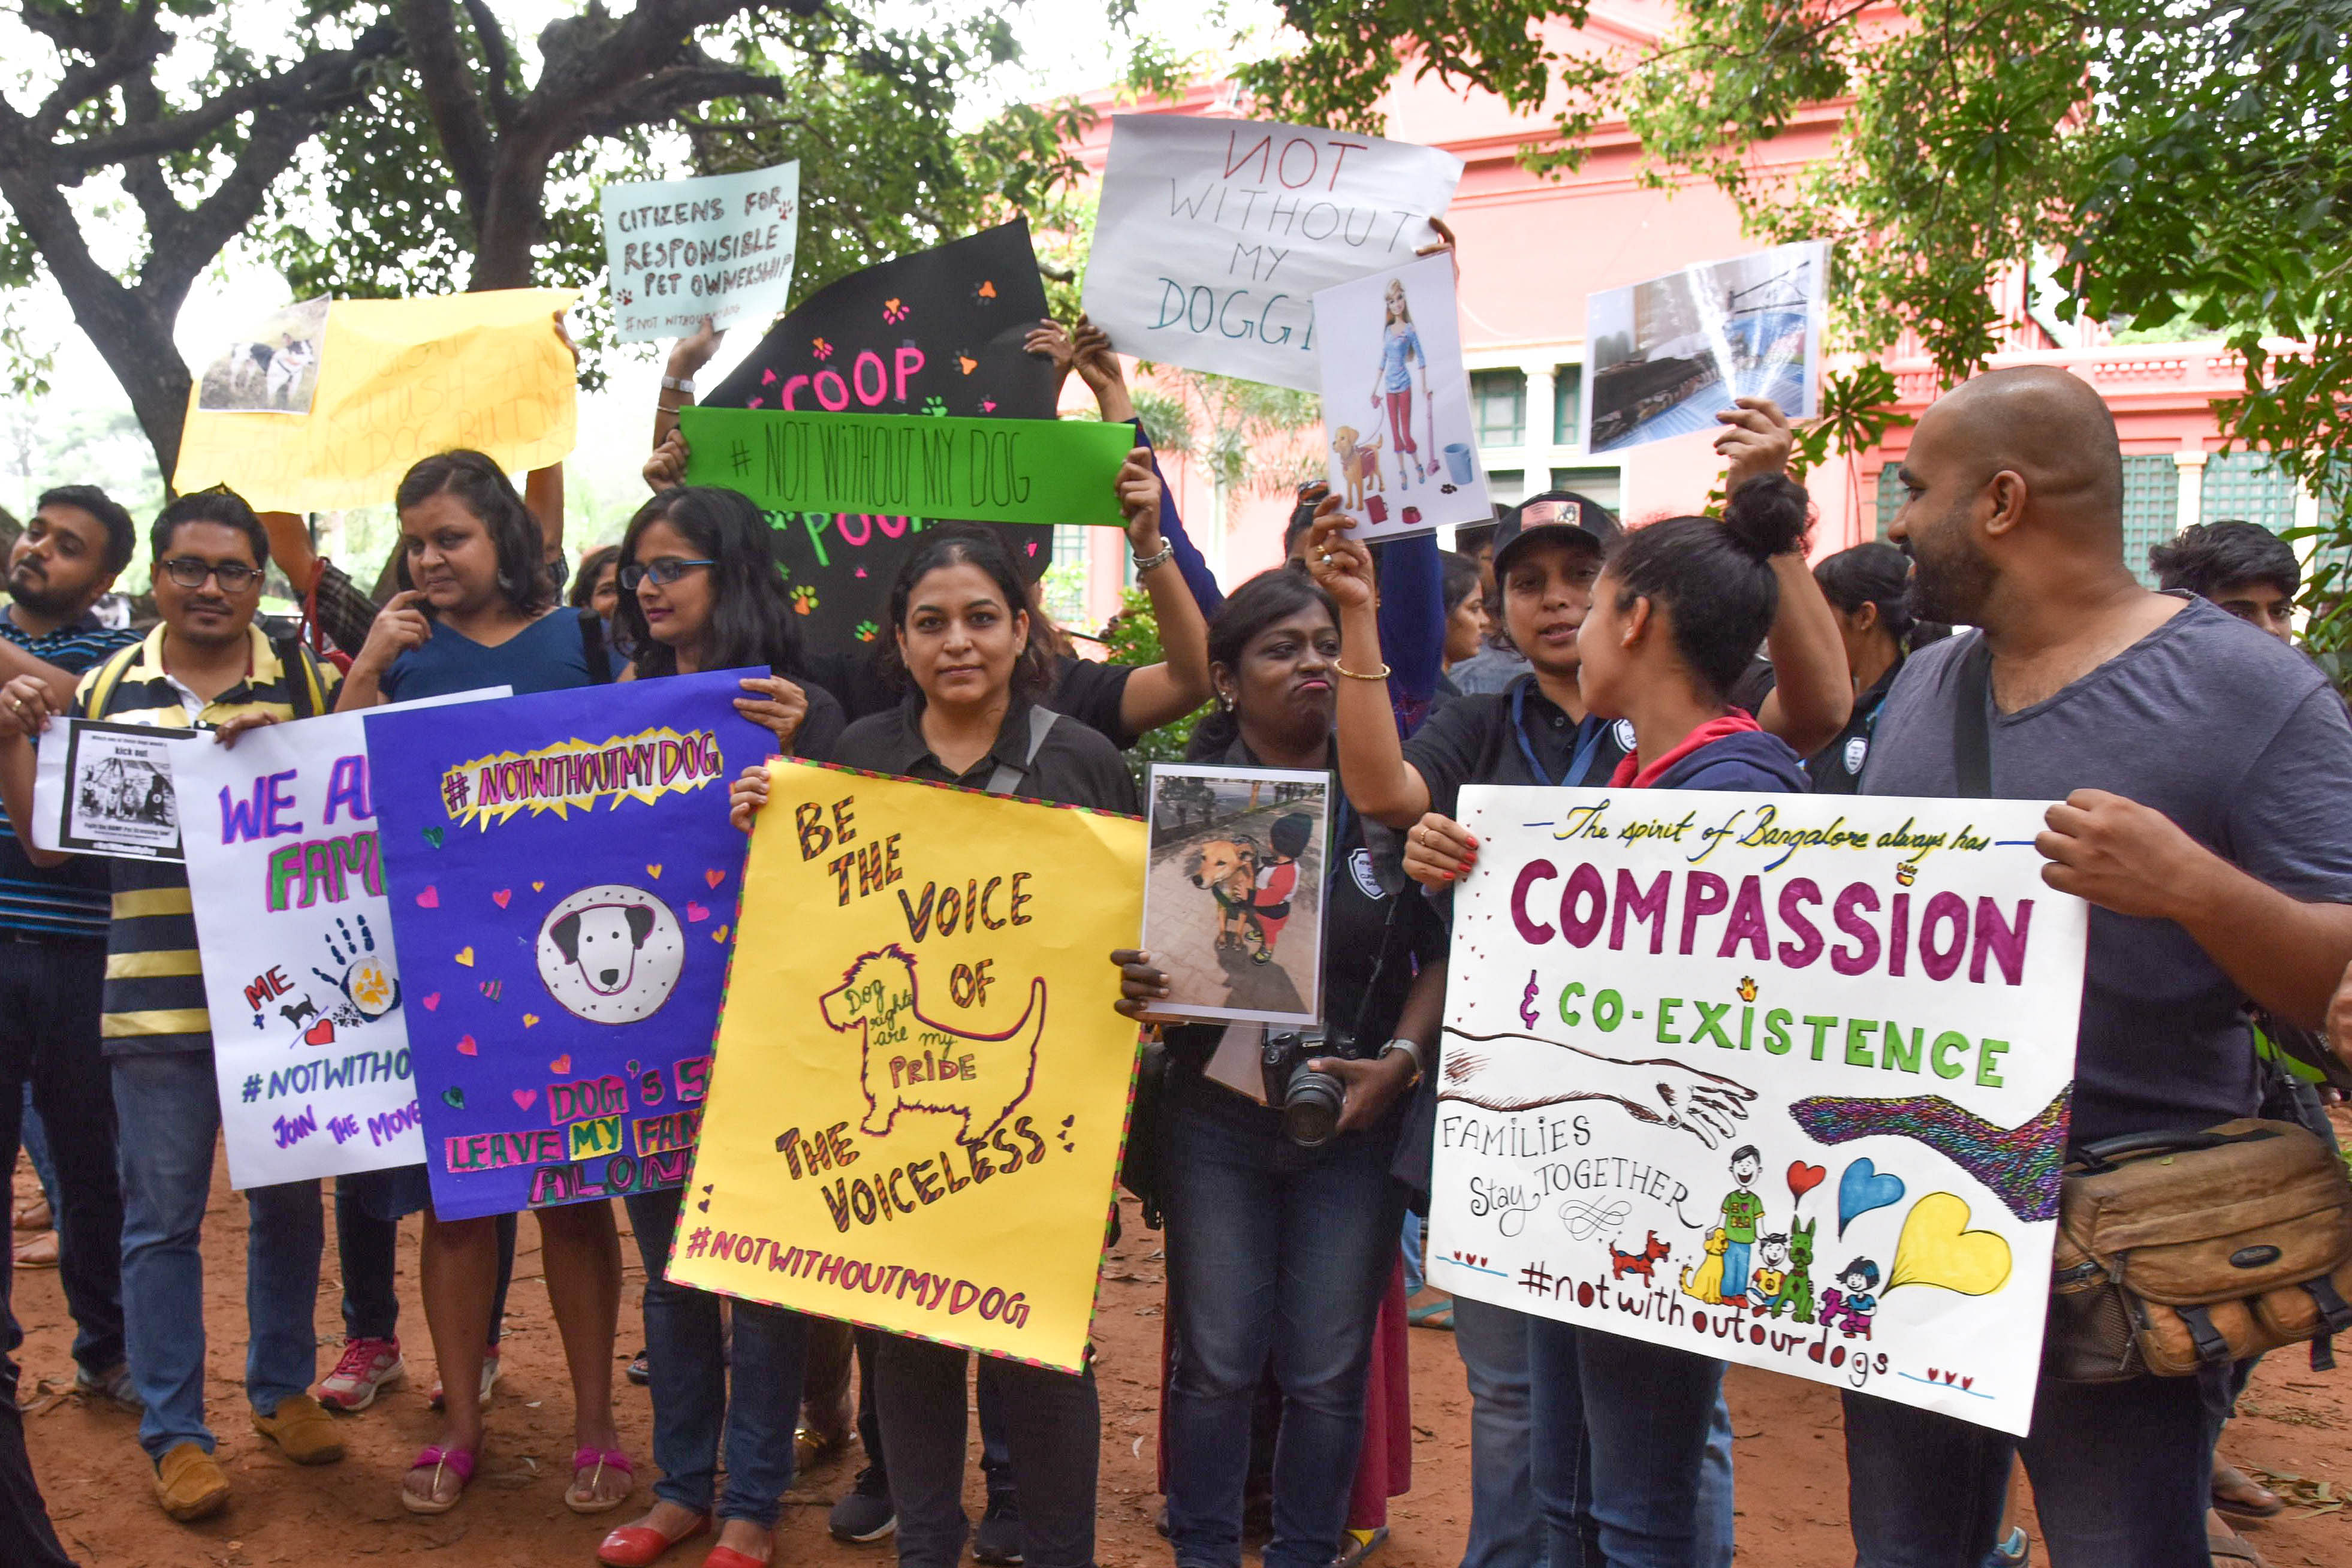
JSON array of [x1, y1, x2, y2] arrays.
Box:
[[1491, 490, 1623, 577]]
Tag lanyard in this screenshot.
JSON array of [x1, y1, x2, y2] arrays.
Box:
[[1512, 680, 1609, 788]]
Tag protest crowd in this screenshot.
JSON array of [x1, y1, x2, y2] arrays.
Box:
[[5, 131, 2352, 1568]]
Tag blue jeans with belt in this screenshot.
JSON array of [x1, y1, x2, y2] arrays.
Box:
[[1162, 1099, 1406, 1568], [112, 1051, 321, 1460], [1528, 1318, 1732, 1568], [625, 1186, 808, 1527]]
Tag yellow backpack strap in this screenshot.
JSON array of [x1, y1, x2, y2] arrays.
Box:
[[81, 642, 145, 720]]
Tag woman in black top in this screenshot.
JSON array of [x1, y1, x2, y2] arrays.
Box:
[[1110, 569, 1448, 1568], [1801, 541, 1947, 794], [729, 503, 1147, 1568], [596, 485, 842, 1568]]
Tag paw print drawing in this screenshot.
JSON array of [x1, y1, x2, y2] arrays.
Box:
[[312, 915, 399, 1020], [922, 396, 948, 417], [974, 279, 997, 300], [812, 336, 833, 360], [882, 298, 909, 324], [791, 585, 819, 614], [854, 619, 880, 643]]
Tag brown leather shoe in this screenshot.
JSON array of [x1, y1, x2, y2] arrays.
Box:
[[153, 1442, 230, 1521], [252, 1392, 345, 1465]]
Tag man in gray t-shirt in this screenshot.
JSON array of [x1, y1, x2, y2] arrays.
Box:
[[1838, 366, 2352, 1568]]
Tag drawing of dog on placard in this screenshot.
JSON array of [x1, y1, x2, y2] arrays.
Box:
[[821, 943, 1043, 1142]]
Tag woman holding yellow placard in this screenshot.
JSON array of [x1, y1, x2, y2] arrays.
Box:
[[729, 476, 1152, 1568]]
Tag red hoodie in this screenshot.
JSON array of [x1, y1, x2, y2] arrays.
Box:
[[1608, 711, 1765, 789]]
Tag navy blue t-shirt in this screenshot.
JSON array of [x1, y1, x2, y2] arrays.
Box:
[[381, 608, 622, 702]]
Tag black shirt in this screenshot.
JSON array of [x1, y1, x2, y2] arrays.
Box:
[[832, 693, 1141, 815], [779, 676, 847, 764], [1800, 659, 1901, 795], [1403, 673, 1635, 813]]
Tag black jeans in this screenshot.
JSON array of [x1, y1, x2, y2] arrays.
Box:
[[1843, 1364, 2227, 1567], [851, 1324, 1017, 1499], [0, 1353, 74, 1566], [333, 1181, 515, 1346], [875, 1333, 1097, 1568], [0, 939, 122, 1377]]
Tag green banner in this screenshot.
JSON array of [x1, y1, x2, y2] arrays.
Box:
[[680, 406, 1135, 528]]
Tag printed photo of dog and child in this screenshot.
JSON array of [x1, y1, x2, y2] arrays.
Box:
[[1138, 763, 1331, 1026]]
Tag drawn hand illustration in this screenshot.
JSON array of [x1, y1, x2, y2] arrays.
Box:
[[1441, 1027, 1758, 1149], [1789, 1090, 2071, 1223], [310, 913, 398, 1021]]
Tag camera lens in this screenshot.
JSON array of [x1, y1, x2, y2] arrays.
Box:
[[1281, 1065, 1346, 1148]]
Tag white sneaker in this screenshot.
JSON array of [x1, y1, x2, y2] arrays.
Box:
[[315, 1337, 405, 1412]]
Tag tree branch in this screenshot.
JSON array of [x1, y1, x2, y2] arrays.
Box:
[[32, 0, 165, 139], [457, 0, 520, 131], [400, 0, 498, 221]]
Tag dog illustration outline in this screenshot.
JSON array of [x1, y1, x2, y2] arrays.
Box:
[[1329, 425, 1386, 511], [821, 943, 1044, 1143], [1608, 1229, 1672, 1283]]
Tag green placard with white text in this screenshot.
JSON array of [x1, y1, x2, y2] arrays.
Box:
[[681, 407, 1134, 529]]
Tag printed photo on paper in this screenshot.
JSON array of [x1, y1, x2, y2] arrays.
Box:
[[197, 297, 330, 414], [1582, 241, 1828, 456], [34, 719, 195, 860], [1313, 251, 1491, 541], [1138, 764, 1330, 1026]]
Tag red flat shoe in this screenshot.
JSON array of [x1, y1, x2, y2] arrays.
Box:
[[596, 1514, 709, 1567], [702, 1546, 771, 1568]]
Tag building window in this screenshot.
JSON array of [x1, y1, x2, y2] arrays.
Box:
[[1874, 467, 1905, 539], [2201, 451, 2299, 534], [2121, 454, 2180, 587], [1553, 366, 1584, 446], [1548, 466, 1621, 513], [1471, 370, 1525, 448], [1486, 469, 1526, 506], [1042, 524, 1092, 626]]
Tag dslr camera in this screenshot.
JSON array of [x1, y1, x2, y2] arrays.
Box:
[[1260, 1030, 1353, 1148]]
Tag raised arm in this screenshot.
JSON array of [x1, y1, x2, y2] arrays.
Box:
[[652, 319, 724, 456], [1305, 505, 1433, 828], [1071, 315, 1222, 617], [1109, 447, 1213, 734], [260, 511, 321, 594], [1717, 398, 1852, 752]]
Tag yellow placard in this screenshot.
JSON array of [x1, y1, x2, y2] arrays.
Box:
[[172, 289, 580, 512], [671, 761, 1147, 1371]]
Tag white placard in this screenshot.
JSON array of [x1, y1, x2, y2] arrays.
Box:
[[1313, 252, 1491, 539], [1082, 116, 1463, 390], [176, 691, 505, 1188], [601, 162, 801, 343], [1582, 240, 1829, 454], [33, 719, 194, 861], [1430, 786, 2086, 1435]]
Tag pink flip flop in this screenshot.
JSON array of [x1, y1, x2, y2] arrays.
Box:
[[401, 1444, 477, 1515], [568, 1446, 636, 1515]]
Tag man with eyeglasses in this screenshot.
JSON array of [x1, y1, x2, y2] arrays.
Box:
[[0, 487, 345, 1523]]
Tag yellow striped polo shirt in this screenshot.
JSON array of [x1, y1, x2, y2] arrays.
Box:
[[70, 623, 338, 1055]]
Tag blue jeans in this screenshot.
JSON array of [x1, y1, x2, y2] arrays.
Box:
[[112, 1051, 322, 1460], [1843, 1367, 2226, 1567], [1718, 1241, 1751, 1305], [0, 939, 123, 1379], [626, 1186, 807, 1527], [1528, 1319, 1732, 1567], [1401, 1210, 1426, 1298], [1163, 1100, 1405, 1568], [1451, 1295, 1540, 1568], [334, 1171, 515, 1346]]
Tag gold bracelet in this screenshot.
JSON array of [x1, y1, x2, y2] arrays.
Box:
[[1335, 661, 1391, 682]]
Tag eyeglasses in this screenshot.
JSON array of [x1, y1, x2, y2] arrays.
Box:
[[619, 557, 715, 590], [160, 557, 263, 592]]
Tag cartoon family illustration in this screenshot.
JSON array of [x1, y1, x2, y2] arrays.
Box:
[[1672, 1144, 1877, 1337]]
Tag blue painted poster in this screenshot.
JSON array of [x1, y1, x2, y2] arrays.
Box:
[[366, 671, 768, 1221]]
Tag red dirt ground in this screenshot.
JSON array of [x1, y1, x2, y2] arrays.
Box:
[[11, 1126, 2352, 1568]]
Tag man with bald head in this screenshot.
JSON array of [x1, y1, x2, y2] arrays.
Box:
[[1843, 366, 2352, 1566]]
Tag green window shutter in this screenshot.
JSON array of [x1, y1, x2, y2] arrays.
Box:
[[2121, 455, 2180, 586]]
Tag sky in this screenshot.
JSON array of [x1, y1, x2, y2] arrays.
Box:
[[2, 0, 1280, 551]]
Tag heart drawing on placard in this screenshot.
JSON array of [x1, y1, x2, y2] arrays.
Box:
[[304, 1019, 335, 1047], [416, 886, 440, 909], [646, 864, 663, 879], [456, 1035, 478, 1056], [423, 827, 445, 849], [420, 993, 440, 1012], [442, 1087, 465, 1109], [454, 946, 475, 967], [1887, 1193, 2013, 1298], [492, 889, 511, 908], [523, 1013, 540, 1027], [713, 924, 729, 943], [1787, 1162, 1826, 1204], [705, 869, 725, 888], [686, 903, 710, 923], [1838, 1159, 1907, 1237], [550, 1054, 571, 1074], [512, 1089, 536, 1111], [532, 881, 544, 891]]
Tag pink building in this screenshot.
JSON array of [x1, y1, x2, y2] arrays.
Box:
[[1052, 15, 2306, 629]]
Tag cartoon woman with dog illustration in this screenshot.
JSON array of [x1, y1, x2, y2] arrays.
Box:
[[1368, 278, 1428, 489], [1246, 812, 1314, 964]]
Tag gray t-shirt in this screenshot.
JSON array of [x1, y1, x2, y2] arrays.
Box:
[[1861, 595, 2352, 1144]]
